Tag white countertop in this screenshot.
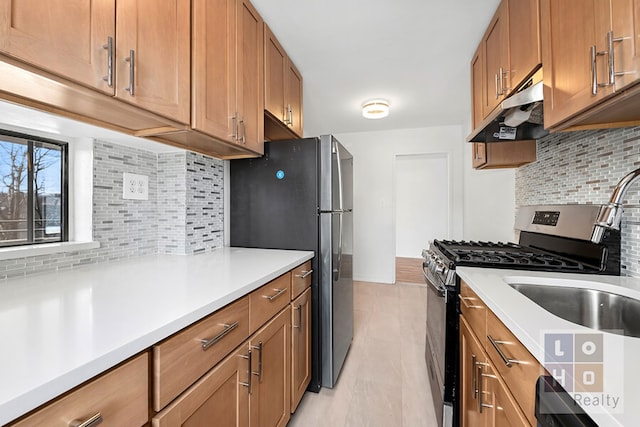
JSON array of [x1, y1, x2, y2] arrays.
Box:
[[457, 267, 640, 427], [0, 247, 313, 425]]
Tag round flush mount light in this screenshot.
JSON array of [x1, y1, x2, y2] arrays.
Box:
[[362, 99, 390, 119]]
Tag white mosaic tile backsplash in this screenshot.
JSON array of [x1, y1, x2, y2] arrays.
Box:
[[516, 126, 640, 277], [0, 141, 224, 279]]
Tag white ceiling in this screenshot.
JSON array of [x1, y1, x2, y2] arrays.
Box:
[[251, 0, 501, 136]]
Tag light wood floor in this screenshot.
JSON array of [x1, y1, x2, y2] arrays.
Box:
[[288, 281, 438, 427]]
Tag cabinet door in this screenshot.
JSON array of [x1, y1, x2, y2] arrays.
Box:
[[541, 0, 612, 129], [264, 25, 287, 123], [250, 307, 291, 427], [0, 0, 115, 93], [490, 373, 531, 427], [237, 0, 264, 155], [471, 44, 485, 128], [460, 317, 489, 427], [286, 60, 303, 137], [115, 0, 190, 124], [152, 346, 251, 427], [192, 0, 237, 144], [472, 143, 488, 169], [507, 0, 541, 87], [609, 0, 640, 91], [483, 1, 509, 115], [291, 287, 311, 412]]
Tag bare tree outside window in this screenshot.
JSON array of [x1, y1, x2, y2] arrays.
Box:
[[0, 132, 67, 247]]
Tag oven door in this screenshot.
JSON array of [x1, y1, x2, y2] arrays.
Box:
[[423, 265, 448, 426]]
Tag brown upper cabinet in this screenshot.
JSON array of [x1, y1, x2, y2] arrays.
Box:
[[470, 0, 540, 169], [264, 24, 304, 139], [541, 0, 640, 131], [0, 1, 115, 94], [0, 0, 191, 124], [473, 0, 541, 123], [191, 0, 264, 155]]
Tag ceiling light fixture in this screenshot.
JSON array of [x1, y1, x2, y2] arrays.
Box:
[[361, 99, 390, 119]]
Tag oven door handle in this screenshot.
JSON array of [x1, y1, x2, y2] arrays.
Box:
[[422, 264, 446, 297]]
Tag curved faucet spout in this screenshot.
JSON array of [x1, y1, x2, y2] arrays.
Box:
[[592, 167, 640, 243]]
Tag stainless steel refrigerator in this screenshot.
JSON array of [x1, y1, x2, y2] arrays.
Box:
[[229, 135, 353, 390]]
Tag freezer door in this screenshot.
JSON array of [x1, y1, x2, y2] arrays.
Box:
[[319, 135, 353, 212]]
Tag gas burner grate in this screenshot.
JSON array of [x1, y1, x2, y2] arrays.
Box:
[[433, 240, 591, 272]]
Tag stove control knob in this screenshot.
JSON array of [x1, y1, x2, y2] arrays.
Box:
[[435, 262, 445, 274]]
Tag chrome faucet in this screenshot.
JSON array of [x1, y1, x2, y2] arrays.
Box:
[[591, 167, 640, 243]]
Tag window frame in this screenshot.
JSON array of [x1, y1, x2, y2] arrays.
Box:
[[0, 130, 69, 248]]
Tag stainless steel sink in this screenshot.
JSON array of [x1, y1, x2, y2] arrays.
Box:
[[509, 283, 640, 338]]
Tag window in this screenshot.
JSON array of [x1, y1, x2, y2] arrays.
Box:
[[0, 131, 68, 247]]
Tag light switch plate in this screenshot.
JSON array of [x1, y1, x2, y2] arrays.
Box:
[[123, 172, 149, 200]]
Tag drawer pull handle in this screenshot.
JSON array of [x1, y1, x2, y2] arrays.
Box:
[[458, 295, 482, 309], [201, 321, 239, 350], [487, 335, 522, 368], [264, 288, 287, 301], [297, 269, 313, 279], [70, 413, 103, 427]]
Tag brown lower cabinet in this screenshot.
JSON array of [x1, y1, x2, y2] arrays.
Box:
[[7, 260, 312, 427], [459, 280, 540, 426], [153, 307, 291, 427], [291, 287, 312, 412]]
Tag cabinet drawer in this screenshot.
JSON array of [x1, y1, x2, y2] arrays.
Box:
[[460, 281, 487, 341], [250, 273, 291, 333], [153, 296, 250, 411], [486, 309, 540, 426], [11, 353, 148, 427], [291, 261, 312, 299]]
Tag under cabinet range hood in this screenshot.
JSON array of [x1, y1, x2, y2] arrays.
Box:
[[468, 69, 549, 143]]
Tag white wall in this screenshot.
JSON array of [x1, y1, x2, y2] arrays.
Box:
[[335, 126, 465, 284], [461, 131, 517, 243], [335, 125, 517, 284]]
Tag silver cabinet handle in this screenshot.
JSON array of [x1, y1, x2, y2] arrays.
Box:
[[477, 366, 496, 414], [251, 341, 263, 382], [70, 413, 103, 427], [459, 294, 482, 309], [264, 288, 287, 301], [287, 104, 293, 127], [498, 66, 505, 95], [293, 302, 306, 329], [606, 30, 631, 86], [102, 37, 113, 88], [124, 49, 135, 96], [591, 45, 607, 95], [231, 113, 239, 141], [241, 119, 246, 144], [296, 269, 313, 279], [200, 321, 239, 350], [239, 348, 252, 394], [494, 73, 499, 99], [471, 354, 478, 400], [487, 335, 522, 367]]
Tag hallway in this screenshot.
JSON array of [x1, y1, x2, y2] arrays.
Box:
[[288, 281, 438, 426]]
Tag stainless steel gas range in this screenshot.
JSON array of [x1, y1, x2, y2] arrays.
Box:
[[422, 204, 621, 427]]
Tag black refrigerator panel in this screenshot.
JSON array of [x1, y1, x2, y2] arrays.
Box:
[[230, 138, 319, 251], [229, 137, 323, 392]]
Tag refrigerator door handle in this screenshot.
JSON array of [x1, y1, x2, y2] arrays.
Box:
[[334, 139, 344, 212]]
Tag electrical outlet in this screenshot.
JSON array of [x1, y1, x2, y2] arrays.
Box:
[[123, 172, 149, 200]]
